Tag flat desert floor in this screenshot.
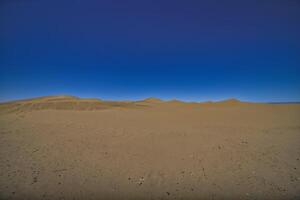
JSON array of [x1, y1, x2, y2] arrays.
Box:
[[0, 96, 300, 200]]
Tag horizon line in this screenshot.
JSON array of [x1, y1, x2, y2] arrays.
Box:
[[1, 94, 300, 105]]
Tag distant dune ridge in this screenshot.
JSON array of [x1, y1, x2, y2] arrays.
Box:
[[0, 95, 258, 113], [0, 95, 136, 113]]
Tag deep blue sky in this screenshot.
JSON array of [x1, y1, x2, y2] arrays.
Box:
[[1, 0, 300, 102]]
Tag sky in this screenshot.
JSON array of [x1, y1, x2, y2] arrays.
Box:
[[1, 0, 300, 102]]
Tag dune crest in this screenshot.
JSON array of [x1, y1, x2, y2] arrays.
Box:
[[0, 96, 139, 113], [215, 98, 245, 105], [140, 97, 164, 103]]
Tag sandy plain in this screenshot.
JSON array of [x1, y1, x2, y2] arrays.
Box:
[[0, 96, 299, 200]]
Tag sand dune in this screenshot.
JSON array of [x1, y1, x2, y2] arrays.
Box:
[[0, 96, 300, 200], [0, 96, 144, 113], [140, 97, 164, 104], [0, 96, 256, 113]]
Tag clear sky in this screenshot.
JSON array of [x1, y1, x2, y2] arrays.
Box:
[[1, 0, 300, 102]]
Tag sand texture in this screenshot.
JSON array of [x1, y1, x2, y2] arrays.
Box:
[[0, 96, 300, 200]]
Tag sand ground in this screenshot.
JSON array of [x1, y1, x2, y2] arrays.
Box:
[[0, 98, 300, 200]]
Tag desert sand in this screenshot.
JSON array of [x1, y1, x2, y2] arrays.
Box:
[[0, 96, 299, 200]]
